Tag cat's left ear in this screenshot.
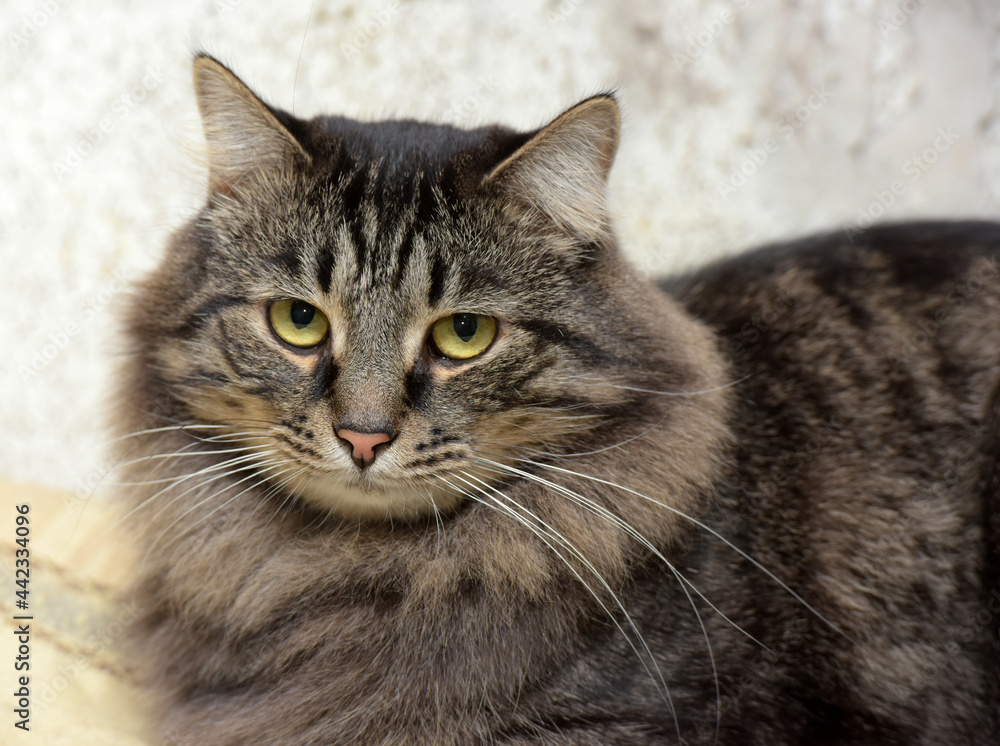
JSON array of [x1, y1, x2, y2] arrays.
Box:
[[193, 54, 311, 195], [484, 94, 620, 239]]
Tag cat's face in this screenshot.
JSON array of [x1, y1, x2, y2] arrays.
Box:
[[134, 57, 665, 521]]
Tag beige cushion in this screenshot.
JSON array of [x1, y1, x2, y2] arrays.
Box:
[[0, 481, 153, 744]]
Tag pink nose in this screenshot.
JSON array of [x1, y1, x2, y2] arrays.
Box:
[[336, 428, 393, 468]]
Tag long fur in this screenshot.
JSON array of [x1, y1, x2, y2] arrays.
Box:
[[113, 56, 1000, 744]]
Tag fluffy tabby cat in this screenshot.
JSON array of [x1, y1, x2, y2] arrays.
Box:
[[114, 55, 1000, 744]]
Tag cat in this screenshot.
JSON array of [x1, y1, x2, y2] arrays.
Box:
[[113, 54, 1000, 745]]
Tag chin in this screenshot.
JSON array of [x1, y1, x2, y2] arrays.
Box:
[[288, 469, 464, 522]]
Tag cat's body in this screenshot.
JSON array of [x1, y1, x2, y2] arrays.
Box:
[[116, 56, 1000, 745], [663, 227, 1000, 744]]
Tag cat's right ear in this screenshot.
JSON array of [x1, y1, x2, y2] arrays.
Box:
[[193, 55, 311, 195]]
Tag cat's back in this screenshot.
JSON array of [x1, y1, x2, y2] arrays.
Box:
[[665, 221, 1000, 433], [662, 221, 1000, 744], [665, 220, 1000, 454], [666, 221, 1000, 347]]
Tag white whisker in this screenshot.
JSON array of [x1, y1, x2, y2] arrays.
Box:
[[170, 462, 305, 548], [442, 470, 682, 742], [488, 455, 852, 643], [467, 454, 726, 741], [113, 443, 265, 473], [114, 450, 278, 531], [146, 458, 299, 558], [600, 374, 754, 397], [565, 372, 755, 398], [101, 422, 232, 447]]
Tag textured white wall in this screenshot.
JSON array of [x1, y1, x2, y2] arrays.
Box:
[[2, 0, 998, 498]]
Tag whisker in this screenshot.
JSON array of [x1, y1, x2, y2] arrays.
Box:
[[472, 453, 760, 636], [146, 452, 288, 526], [248, 467, 311, 523], [105, 430, 268, 492], [442, 471, 681, 741], [486, 455, 852, 643], [567, 372, 756, 397], [115, 450, 278, 529], [264, 466, 318, 527], [163, 460, 301, 543], [113, 446, 271, 488], [468, 454, 726, 742], [145, 461, 301, 561], [474, 412, 665, 460], [114, 432, 270, 486], [185, 430, 271, 444], [95, 449, 283, 550], [111, 442, 266, 478], [102, 422, 232, 447], [603, 377, 752, 397]]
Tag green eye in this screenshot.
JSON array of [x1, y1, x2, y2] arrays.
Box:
[[430, 313, 497, 360], [269, 300, 329, 348]]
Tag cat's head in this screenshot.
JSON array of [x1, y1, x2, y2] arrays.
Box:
[[124, 55, 722, 522]]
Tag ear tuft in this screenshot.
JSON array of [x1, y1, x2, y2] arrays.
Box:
[[485, 95, 620, 238], [193, 55, 311, 195]]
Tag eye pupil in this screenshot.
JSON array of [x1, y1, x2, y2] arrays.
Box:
[[452, 313, 478, 342], [290, 301, 316, 329]]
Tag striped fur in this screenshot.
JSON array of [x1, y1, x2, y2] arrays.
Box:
[[114, 56, 1000, 744]]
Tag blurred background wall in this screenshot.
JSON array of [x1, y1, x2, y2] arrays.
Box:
[[2, 0, 998, 499]]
